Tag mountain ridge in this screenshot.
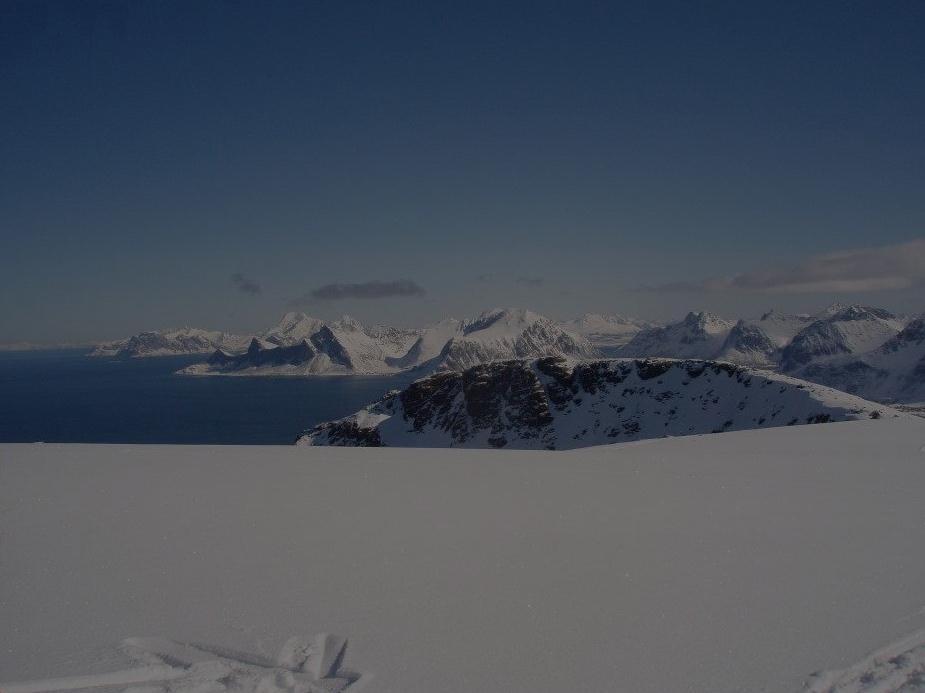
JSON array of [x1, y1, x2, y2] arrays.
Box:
[[298, 356, 897, 450]]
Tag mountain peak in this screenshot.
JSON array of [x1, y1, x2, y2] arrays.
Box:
[[462, 308, 543, 334], [279, 311, 308, 323], [682, 311, 730, 330], [333, 315, 364, 331]]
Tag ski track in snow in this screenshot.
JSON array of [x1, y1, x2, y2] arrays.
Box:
[[803, 628, 925, 692], [1, 634, 365, 693]]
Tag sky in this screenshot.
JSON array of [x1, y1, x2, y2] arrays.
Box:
[[1, 1, 924, 342]]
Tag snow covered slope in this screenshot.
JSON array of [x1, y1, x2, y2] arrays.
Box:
[[753, 309, 813, 346], [4, 417, 925, 693], [90, 328, 250, 358], [298, 357, 895, 449], [560, 313, 656, 348], [385, 318, 463, 369], [328, 316, 420, 373]]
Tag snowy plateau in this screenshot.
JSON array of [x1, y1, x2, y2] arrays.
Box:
[[3, 417, 925, 692]]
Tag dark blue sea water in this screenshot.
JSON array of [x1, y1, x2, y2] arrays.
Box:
[[0, 350, 413, 444]]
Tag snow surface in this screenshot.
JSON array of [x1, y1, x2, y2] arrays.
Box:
[[2, 634, 362, 693], [3, 418, 925, 692]]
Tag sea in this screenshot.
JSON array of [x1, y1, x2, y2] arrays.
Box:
[[0, 349, 414, 445]]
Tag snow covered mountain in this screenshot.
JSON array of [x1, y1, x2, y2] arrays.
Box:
[[183, 314, 419, 376], [419, 308, 599, 372], [779, 305, 906, 372], [298, 356, 894, 449], [618, 311, 737, 360], [560, 313, 656, 348], [791, 317, 925, 403], [384, 318, 463, 369], [185, 308, 597, 377], [328, 316, 421, 373], [612, 304, 923, 403], [93, 304, 922, 403], [713, 319, 779, 367], [752, 309, 813, 346], [90, 328, 250, 358], [260, 312, 327, 346]]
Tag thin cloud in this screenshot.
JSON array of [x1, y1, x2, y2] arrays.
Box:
[[293, 279, 426, 304], [516, 276, 546, 287], [230, 272, 261, 295], [642, 238, 925, 294]]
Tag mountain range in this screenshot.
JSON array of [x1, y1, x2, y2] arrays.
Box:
[[90, 302, 924, 403], [179, 308, 597, 377], [616, 304, 922, 403], [91, 328, 251, 358]]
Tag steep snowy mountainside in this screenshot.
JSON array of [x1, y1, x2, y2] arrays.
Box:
[[792, 317, 925, 403], [561, 313, 657, 348], [385, 318, 462, 369], [752, 309, 813, 346], [780, 305, 906, 371], [91, 328, 250, 358], [298, 357, 895, 449], [261, 312, 326, 346], [714, 319, 779, 367], [327, 315, 420, 372], [423, 308, 599, 372], [618, 311, 736, 360], [181, 314, 421, 376]]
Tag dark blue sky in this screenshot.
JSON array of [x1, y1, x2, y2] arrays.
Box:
[[2, 1, 924, 341]]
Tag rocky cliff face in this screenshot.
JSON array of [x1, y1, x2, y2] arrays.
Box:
[[298, 357, 895, 450]]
